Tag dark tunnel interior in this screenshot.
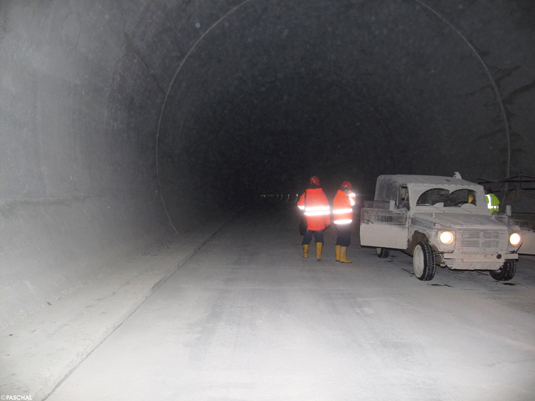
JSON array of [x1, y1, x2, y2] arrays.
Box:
[[1, 0, 535, 326], [155, 0, 534, 214]]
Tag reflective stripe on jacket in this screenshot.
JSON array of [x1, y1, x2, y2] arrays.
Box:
[[297, 188, 331, 230], [333, 189, 355, 225], [485, 193, 500, 214]]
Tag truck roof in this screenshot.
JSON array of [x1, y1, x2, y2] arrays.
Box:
[[377, 174, 480, 187], [375, 174, 482, 201]]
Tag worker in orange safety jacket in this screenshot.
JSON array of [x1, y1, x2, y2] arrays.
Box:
[[332, 181, 356, 263], [297, 176, 331, 261]]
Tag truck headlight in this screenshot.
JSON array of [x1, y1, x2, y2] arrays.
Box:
[[439, 231, 454, 245], [509, 233, 521, 246]]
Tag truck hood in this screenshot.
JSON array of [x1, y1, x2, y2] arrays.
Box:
[[413, 213, 507, 230]]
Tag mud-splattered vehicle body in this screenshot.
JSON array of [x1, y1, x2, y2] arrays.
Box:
[[360, 175, 523, 281]]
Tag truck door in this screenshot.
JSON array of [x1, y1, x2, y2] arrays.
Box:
[[360, 198, 409, 250]]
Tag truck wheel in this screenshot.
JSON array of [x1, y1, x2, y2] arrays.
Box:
[[489, 260, 517, 281], [413, 241, 436, 281], [376, 248, 390, 258]]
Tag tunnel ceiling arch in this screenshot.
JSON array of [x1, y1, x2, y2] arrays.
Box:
[[156, 0, 519, 219]]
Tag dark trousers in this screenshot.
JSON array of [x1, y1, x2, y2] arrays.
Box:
[[335, 224, 351, 247], [302, 229, 324, 245]]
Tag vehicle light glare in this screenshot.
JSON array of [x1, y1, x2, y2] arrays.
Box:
[[509, 233, 521, 246], [439, 231, 454, 245]]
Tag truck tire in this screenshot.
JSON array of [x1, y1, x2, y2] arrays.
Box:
[[489, 260, 517, 281], [376, 247, 390, 258], [413, 241, 436, 281]]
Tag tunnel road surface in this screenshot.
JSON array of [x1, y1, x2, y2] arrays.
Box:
[[47, 206, 535, 401]]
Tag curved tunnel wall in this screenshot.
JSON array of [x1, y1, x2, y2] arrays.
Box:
[[1, 0, 534, 328]]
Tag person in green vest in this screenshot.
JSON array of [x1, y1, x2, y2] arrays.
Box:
[[484, 187, 500, 214]]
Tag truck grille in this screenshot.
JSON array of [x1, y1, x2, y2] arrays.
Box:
[[461, 230, 506, 250]]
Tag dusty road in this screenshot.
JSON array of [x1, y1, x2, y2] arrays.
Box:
[[47, 205, 535, 401]]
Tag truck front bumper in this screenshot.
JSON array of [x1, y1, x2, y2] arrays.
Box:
[[439, 252, 518, 270]]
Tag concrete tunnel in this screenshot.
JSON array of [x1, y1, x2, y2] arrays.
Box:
[[2, 0, 535, 394]]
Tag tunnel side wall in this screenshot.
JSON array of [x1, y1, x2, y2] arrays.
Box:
[[0, 1, 181, 329]]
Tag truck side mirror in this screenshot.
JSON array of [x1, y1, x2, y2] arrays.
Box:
[[505, 205, 512, 216], [389, 200, 396, 211]]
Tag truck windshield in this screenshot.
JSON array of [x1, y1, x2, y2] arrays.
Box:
[[416, 188, 476, 207]]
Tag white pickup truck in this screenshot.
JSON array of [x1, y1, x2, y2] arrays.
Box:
[[360, 174, 523, 281]]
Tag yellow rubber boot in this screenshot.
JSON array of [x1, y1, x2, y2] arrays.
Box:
[[302, 244, 309, 258], [335, 245, 341, 262], [316, 242, 323, 261], [340, 246, 352, 263]]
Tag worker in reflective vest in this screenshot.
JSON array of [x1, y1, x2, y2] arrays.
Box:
[[297, 176, 331, 261], [484, 187, 500, 214], [333, 181, 356, 263]]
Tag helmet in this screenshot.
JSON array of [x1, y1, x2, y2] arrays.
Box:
[[310, 176, 320, 186], [468, 193, 475, 203], [341, 181, 352, 190]]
